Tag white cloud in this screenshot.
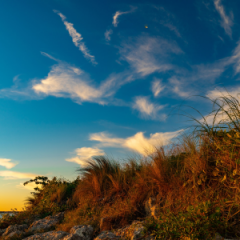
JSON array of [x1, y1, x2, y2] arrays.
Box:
[[90, 130, 183, 156], [214, 0, 233, 37], [32, 63, 117, 105], [0, 171, 37, 180], [201, 87, 240, 125], [0, 159, 18, 169], [112, 8, 136, 27], [167, 55, 232, 98], [231, 41, 240, 74], [207, 87, 240, 100], [17, 181, 38, 191], [120, 36, 182, 77], [169, 77, 190, 98], [105, 29, 113, 41], [151, 79, 165, 97], [133, 96, 166, 120], [54, 10, 97, 65], [66, 147, 105, 167]]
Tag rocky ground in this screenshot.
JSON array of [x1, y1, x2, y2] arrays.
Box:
[[0, 212, 237, 240], [0, 198, 239, 240]]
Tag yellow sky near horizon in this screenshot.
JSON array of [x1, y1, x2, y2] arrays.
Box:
[[0, 181, 33, 211]]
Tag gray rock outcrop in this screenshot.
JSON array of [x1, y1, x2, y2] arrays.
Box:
[[94, 231, 120, 240], [114, 220, 145, 240], [23, 230, 68, 240], [2, 224, 28, 239], [28, 212, 64, 233], [63, 225, 94, 240], [0, 228, 6, 236]]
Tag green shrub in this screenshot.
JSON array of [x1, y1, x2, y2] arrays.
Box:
[[145, 201, 228, 240]]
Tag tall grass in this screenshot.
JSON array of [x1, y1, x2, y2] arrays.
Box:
[[2, 93, 240, 239]]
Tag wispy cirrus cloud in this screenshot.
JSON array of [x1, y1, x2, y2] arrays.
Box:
[[133, 96, 166, 121], [0, 159, 18, 169], [54, 10, 97, 65], [120, 36, 182, 77], [167, 55, 232, 98], [0, 171, 37, 180], [66, 147, 105, 167], [214, 0, 233, 37], [90, 130, 183, 156], [105, 29, 113, 42], [151, 78, 165, 97], [32, 62, 122, 105], [112, 7, 136, 27]]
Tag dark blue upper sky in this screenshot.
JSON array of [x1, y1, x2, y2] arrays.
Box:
[[1, 0, 240, 209]]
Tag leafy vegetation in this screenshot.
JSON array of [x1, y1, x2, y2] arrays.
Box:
[[2, 93, 240, 239]]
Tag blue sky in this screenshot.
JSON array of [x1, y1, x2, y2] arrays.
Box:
[[1, 0, 240, 210]]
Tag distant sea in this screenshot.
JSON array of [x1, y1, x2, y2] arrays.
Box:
[[0, 212, 16, 219]]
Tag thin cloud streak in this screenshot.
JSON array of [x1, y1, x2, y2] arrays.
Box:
[[112, 7, 136, 27], [54, 10, 97, 65], [214, 0, 233, 37], [0, 171, 37, 180]]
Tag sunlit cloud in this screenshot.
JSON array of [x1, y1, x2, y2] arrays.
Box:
[[32, 62, 117, 105], [133, 96, 166, 120], [90, 130, 183, 156], [151, 78, 165, 97], [66, 147, 105, 167], [0, 159, 18, 169], [214, 0, 233, 37], [206, 87, 240, 100], [17, 181, 38, 191], [54, 10, 97, 65], [0, 171, 37, 180], [112, 7, 136, 27], [120, 36, 182, 77], [201, 87, 240, 125]]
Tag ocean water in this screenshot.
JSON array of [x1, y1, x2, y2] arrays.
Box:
[[0, 212, 15, 219]]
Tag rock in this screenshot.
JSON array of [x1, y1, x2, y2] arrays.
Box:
[[144, 198, 159, 218], [23, 230, 68, 240], [4, 230, 24, 239], [100, 217, 114, 231], [63, 233, 83, 240], [2, 224, 28, 237], [28, 212, 65, 233], [70, 225, 94, 240], [63, 225, 94, 240], [214, 232, 239, 240], [115, 221, 145, 240], [0, 228, 6, 236], [94, 231, 120, 240]]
